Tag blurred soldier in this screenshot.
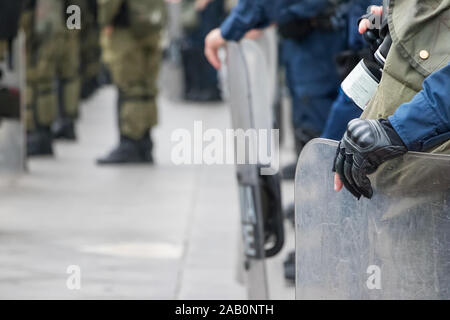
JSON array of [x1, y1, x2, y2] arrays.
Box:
[[53, 0, 83, 140], [22, 0, 82, 154], [22, 0, 65, 156], [96, 0, 166, 165], [181, 0, 226, 102], [334, 2, 450, 199]]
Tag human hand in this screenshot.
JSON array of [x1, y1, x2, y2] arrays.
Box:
[[358, 5, 383, 34], [204, 28, 226, 70]]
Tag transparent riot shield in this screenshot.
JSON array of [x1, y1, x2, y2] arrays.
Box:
[[0, 32, 26, 175], [295, 139, 450, 300], [225, 29, 284, 300], [254, 28, 278, 115]]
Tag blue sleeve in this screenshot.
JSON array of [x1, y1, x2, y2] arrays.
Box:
[[276, 0, 331, 26], [220, 0, 274, 41], [220, 0, 332, 42], [389, 63, 450, 152]]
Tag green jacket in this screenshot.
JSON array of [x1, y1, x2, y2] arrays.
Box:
[[363, 0, 450, 123]]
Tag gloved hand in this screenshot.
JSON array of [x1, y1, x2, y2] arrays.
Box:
[[333, 119, 408, 199]]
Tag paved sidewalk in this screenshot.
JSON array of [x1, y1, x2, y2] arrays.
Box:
[[0, 86, 294, 299]]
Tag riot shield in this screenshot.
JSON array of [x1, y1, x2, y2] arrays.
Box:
[[295, 139, 450, 300], [255, 29, 284, 142], [0, 32, 26, 175], [225, 28, 284, 300], [254, 29, 278, 118]]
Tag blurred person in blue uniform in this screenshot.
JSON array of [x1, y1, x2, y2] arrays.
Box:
[[205, 0, 347, 179], [204, 0, 350, 283], [182, 0, 226, 102], [321, 0, 382, 140]]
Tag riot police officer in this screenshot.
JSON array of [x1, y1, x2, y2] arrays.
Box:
[[333, 2, 450, 199], [181, 0, 226, 102], [96, 0, 167, 165], [205, 0, 347, 179], [321, 0, 382, 140]]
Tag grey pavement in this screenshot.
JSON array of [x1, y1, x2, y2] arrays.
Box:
[[0, 86, 295, 299]]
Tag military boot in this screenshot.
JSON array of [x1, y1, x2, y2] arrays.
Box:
[[27, 127, 54, 157], [96, 134, 154, 165], [52, 117, 76, 141]]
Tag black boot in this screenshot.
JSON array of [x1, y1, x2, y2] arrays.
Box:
[[54, 77, 78, 141], [96, 134, 154, 165], [283, 250, 296, 282], [52, 117, 76, 141], [27, 127, 54, 157]]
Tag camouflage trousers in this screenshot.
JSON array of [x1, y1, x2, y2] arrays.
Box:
[[56, 30, 81, 119], [25, 27, 80, 131], [79, 0, 101, 85], [101, 28, 162, 140], [80, 25, 101, 84]]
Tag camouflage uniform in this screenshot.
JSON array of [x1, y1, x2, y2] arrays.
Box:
[[56, 13, 81, 121], [23, 0, 82, 154], [98, 0, 166, 140], [78, 0, 102, 98], [21, 0, 64, 132]]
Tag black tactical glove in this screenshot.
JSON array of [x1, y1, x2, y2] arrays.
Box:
[[333, 119, 408, 199], [358, 12, 383, 52]]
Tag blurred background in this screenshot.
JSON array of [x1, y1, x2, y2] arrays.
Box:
[[0, 0, 299, 299]]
